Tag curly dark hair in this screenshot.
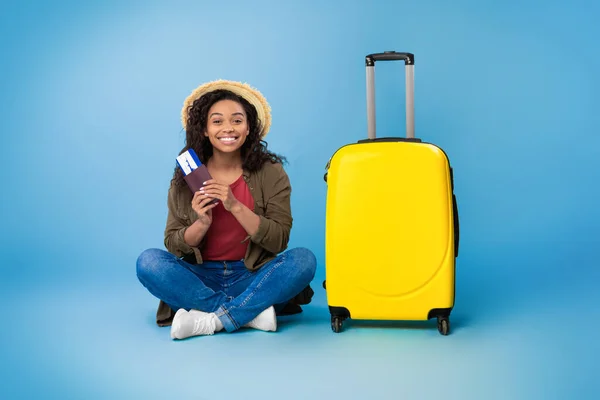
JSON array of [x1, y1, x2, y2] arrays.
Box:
[[172, 89, 286, 187]]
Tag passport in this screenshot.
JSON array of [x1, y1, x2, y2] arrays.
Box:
[[176, 149, 219, 205]]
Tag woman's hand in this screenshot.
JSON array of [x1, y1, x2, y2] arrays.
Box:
[[191, 190, 218, 226], [200, 179, 240, 212], [201, 178, 260, 237]]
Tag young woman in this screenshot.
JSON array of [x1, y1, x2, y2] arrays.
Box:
[[136, 80, 317, 339]]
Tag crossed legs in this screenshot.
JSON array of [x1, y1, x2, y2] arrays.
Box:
[[136, 247, 317, 339]]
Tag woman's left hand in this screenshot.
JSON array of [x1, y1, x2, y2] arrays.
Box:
[[200, 179, 239, 212]]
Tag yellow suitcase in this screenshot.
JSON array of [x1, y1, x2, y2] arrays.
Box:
[[323, 51, 460, 335]]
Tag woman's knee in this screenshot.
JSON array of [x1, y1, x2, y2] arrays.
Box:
[[136, 248, 168, 281], [286, 247, 317, 281]]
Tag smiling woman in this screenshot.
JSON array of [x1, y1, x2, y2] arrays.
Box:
[[135, 80, 317, 340], [206, 100, 247, 148]]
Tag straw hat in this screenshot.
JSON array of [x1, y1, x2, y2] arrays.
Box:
[[181, 79, 272, 138]]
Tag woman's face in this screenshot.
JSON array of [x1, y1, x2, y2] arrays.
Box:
[[204, 99, 250, 155]]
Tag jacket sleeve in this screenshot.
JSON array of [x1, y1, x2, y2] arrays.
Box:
[[163, 183, 197, 258], [250, 163, 293, 254]]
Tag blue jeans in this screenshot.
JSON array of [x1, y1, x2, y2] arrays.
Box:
[[136, 247, 317, 332]]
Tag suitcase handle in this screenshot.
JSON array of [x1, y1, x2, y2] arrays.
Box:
[[365, 51, 415, 139], [366, 51, 414, 66]]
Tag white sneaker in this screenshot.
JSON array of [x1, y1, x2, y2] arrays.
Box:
[[170, 308, 219, 339], [188, 309, 209, 317], [244, 306, 277, 332]]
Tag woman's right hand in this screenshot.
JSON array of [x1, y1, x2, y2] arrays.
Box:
[[191, 191, 218, 226]]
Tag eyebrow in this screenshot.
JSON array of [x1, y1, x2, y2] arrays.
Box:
[[209, 112, 245, 118]]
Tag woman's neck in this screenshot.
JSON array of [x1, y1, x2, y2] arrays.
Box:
[[208, 150, 243, 171], [207, 151, 243, 185]]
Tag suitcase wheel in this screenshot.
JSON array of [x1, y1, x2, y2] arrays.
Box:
[[331, 316, 343, 333], [437, 317, 450, 336]]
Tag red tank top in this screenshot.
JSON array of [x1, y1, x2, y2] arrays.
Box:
[[201, 175, 255, 261]]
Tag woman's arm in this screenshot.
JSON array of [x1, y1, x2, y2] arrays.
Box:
[[164, 185, 195, 257], [246, 163, 293, 254], [229, 201, 261, 236], [164, 185, 215, 257]]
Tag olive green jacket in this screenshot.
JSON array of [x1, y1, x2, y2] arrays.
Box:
[[156, 161, 294, 326]]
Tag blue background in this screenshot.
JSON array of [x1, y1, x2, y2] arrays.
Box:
[[1, 0, 599, 398]]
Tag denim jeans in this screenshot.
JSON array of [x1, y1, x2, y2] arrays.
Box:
[[136, 247, 317, 332]]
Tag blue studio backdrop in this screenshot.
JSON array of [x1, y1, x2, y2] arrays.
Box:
[[1, 0, 599, 399]]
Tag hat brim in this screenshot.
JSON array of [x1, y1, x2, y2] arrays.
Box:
[[181, 79, 272, 138]]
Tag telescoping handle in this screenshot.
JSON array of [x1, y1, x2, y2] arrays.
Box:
[[365, 51, 415, 139]]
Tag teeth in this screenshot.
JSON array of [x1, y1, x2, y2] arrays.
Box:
[[219, 137, 237, 142]]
